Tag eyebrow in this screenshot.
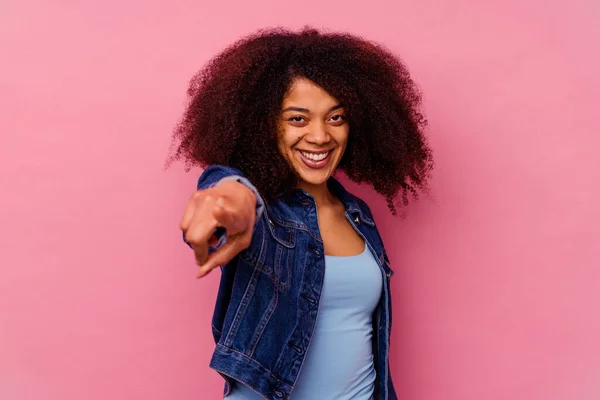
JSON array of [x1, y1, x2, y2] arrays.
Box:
[[281, 104, 344, 113]]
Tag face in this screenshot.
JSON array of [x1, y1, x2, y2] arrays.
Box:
[[277, 77, 349, 190]]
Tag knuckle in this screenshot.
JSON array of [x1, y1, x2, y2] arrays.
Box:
[[192, 190, 204, 201], [186, 232, 202, 245], [184, 230, 195, 241], [213, 204, 225, 216]]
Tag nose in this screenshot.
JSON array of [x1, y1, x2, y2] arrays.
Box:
[[305, 123, 331, 145]]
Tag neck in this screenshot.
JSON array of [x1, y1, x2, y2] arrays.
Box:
[[298, 181, 337, 208]]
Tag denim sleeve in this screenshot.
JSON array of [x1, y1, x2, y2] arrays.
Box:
[[183, 165, 265, 250]]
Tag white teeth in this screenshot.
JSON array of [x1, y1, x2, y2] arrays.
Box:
[[301, 151, 329, 161]]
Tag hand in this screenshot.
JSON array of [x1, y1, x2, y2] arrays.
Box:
[[180, 180, 256, 278]]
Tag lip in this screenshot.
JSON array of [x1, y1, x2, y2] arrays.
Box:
[[296, 149, 333, 169], [297, 149, 332, 154]]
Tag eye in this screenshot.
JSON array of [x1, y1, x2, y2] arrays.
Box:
[[329, 114, 346, 124], [287, 116, 307, 125]]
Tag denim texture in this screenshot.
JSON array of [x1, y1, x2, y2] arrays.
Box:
[[188, 165, 397, 400]]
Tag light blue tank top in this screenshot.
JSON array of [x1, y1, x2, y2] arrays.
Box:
[[225, 244, 383, 399]]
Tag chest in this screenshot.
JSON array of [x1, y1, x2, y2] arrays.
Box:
[[317, 207, 366, 257]]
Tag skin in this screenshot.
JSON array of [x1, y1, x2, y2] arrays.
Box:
[[278, 77, 348, 195], [181, 77, 364, 278]]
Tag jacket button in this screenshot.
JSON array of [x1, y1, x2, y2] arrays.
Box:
[[386, 271, 392, 279], [274, 389, 284, 398], [354, 216, 360, 224]]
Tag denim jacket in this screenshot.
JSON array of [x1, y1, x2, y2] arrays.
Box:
[[188, 165, 397, 400]]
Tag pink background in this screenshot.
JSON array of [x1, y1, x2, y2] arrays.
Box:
[[1, 0, 599, 399]]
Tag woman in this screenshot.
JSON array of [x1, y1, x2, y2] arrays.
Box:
[[171, 27, 432, 400]]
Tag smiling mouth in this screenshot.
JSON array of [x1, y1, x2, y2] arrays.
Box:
[[299, 150, 330, 161], [296, 149, 333, 169]]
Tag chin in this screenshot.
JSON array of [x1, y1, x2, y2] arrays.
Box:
[[287, 150, 341, 187], [296, 169, 333, 187]]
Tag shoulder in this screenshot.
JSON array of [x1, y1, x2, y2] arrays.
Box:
[[342, 188, 376, 222], [328, 177, 376, 221], [354, 195, 375, 220]]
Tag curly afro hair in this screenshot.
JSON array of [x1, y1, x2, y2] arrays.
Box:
[[168, 27, 433, 213]]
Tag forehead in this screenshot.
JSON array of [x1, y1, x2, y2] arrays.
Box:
[[282, 77, 340, 108]]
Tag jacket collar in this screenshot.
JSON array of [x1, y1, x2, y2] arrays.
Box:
[[289, 177, 375, 226]]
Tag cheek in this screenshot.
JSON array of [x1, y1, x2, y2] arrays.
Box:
[[333, 128, 349, 161], [335, 127, 350, 149], [276, 127, 297, 163], [277, 126, 299, 151]]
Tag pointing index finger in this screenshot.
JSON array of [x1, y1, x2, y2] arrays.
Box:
[[197, 238, 245, 278]]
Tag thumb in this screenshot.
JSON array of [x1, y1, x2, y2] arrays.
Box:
[[197, 239, 242, 278]]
